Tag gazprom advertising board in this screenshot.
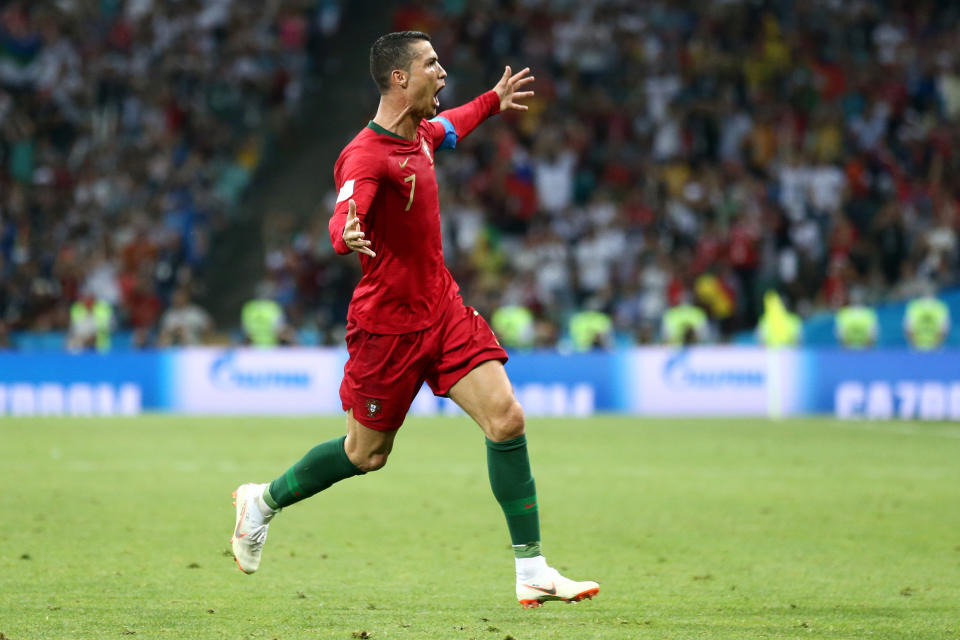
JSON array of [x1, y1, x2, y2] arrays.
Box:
[[1, 347, 958, 419], [799, 350, 960, 420], [621, 347, 803, 417], [166, 348, 347, 414]]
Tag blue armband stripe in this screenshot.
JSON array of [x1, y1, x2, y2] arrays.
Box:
[[429, 116, 458, 150]]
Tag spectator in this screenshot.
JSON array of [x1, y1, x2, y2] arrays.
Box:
[[157, 287, 213, 347], [242, 287, 296, 347], [0, 319, 11, 350], [661, 299, 709, 346], [904, 294, 950, 351], [568, 307, 613, 352], [836, 304, 879, 350], [67, 293, 113, 352], [757, 291, 802, 348], [124, 270, 163, 348], [491, 304, 534, 350]]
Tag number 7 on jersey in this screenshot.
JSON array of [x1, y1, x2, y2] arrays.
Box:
[[403, 173, 416, 211]]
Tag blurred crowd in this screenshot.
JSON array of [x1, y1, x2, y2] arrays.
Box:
[[265, 0, 960, 348], [5, 0, 960, 350], [0, 0, 340, 348]]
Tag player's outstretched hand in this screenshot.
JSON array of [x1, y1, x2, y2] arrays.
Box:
[[343, 199, 376, 258], [493, 65, 535, 112]]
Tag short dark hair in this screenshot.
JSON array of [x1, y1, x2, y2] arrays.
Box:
[[369, 31, 431, 93]]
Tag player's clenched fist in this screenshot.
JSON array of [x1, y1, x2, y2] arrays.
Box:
[[343, 199, 376, 258]]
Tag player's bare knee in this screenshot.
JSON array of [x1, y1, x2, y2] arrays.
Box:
[[344, 438, 390, 472], [353, 451, 389, 473], [487, 400, 525, 442]]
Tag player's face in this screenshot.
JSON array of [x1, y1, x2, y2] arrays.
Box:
[[404, 40, 446, 118]]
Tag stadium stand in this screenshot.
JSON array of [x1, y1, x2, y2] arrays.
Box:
[[0, 0, 340, 348], [262, 0, 959, 348], [3, 0, 958, 349]]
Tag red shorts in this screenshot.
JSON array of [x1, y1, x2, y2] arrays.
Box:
[[339, 299, 508, 430]]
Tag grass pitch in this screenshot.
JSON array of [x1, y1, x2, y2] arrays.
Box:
[[1, 415, 958, 640]]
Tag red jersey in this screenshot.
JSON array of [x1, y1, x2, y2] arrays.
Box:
[[329, 90, 500, 334]]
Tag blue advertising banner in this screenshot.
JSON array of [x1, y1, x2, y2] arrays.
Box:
[[409, 350, 621, 417], [1, 347, 957, 419], [799, 349, 960, 420], [0, 352, 168, 416]]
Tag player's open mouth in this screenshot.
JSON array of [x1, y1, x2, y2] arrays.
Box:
[[434, 85, 444, 108]]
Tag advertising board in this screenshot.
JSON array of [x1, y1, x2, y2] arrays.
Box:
[[0, 352, 165, 416], [621, 347, 802, 416], [801, 350, 960, 420], [1, 347, 957, 420], [167, 348, 347, 414]]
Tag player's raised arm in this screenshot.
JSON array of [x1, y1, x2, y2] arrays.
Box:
[[428, 66, 534, 151]]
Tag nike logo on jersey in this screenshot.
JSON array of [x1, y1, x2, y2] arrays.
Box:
[[399, 158, 409, 168], [522, 582, 557, 595]]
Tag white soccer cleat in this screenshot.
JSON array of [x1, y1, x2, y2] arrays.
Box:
[[516, 566, 599, 608], [230, 483, 276, 574]]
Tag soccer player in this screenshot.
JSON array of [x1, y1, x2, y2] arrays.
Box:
[[231, 31, 599, 609]]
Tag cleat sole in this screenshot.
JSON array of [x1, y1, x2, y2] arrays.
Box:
[[519, 587, 599, 608], [570, 587, 599, 602]]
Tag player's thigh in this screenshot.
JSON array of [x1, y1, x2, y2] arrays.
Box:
[[424, 303, 507, 398], [447, 360, 524, 441], [340, 328, 428, 430], [424, 303, 515, 439]]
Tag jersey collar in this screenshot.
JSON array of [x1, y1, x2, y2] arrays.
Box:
[[366, 120, 409, 141]]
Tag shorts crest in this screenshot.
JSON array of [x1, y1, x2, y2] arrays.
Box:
[[365, 398, 382, 418]]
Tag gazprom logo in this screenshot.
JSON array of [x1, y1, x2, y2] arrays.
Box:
[[210, 352, 311, 389], [663, 350, 765, 388]]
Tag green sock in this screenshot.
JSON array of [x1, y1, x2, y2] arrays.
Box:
[[264, 435, 363, 509], [486, 435, 541, 558]]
